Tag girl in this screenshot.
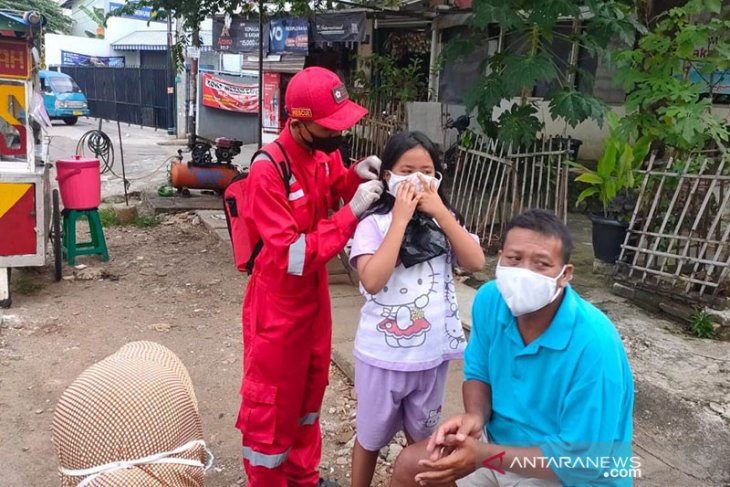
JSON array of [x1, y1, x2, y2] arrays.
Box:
[[348, 131, 484, 487]]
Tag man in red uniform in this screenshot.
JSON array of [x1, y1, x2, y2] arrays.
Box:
[[236, 67, 383, 487]]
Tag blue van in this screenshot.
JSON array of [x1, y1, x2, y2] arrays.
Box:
[[39, 70, 90, 125]]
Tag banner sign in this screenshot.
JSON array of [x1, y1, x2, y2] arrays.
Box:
[[0, 40, 30, 80], [61, 50, 125, 67], [689, 68, 730, 95], [269, 18, 309, 53], [201, 73, 258, 113], [213, 15, 268, 53], [108, 1, 160, 21], [263, 72, 282, 132], [313, 12, 366, 43]]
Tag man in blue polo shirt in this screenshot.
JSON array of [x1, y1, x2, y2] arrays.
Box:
[[390, 209, 634, 487]]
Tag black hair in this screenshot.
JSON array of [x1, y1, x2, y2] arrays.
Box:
[[366, 130, 461, 222], [503, 209, 573, 264]]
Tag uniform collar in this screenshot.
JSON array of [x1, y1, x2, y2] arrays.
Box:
[[498, 284, 578, 352], [278, 122, 317, 166]]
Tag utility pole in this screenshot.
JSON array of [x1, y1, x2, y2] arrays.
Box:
[[257, 0, 264, 148], [188, 27, 200, 147], [166, 12, 175, 135]]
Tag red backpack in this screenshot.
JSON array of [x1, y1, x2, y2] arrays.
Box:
[[223, 141, 292, 273]]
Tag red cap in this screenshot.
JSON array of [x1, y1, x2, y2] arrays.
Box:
[[285, 67, 368, 131]]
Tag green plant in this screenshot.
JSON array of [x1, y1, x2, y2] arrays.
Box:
[[614, 0, 730, 156], [13, 276, 44, 295], [444, 0, 642, 147], [132, 214, 160, 227], [571, 112, 651, 219], [352, 54, 428, 104], [99, 207, 121, 227], [689, 309, 715, 339]]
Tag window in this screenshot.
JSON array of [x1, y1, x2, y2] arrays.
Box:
[[48, 77, 81, 94], [438, 26, 493, 104]]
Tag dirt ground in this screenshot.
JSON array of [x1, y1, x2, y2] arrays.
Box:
[[0, 213, 395, 486]]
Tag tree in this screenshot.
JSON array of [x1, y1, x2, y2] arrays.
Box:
[[79, 5, 105, 38], [0, 0, 72, 34], [444, 0, 643, 147], [613, 0, 730, 156]]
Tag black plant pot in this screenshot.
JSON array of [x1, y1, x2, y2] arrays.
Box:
[[590, 214, 629, 264]]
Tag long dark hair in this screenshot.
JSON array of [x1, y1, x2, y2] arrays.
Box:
[[366, 131, 462, 223]]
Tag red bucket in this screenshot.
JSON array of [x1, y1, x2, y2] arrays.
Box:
[[56, 156, 101, 210]]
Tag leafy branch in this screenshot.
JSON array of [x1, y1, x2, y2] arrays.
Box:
[[614, 0, 730, 156], [0, 0, 72, 33], [447, 0, 642, 147]]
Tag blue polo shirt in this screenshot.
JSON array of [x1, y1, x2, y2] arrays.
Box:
[[465, 281, 634, 486]]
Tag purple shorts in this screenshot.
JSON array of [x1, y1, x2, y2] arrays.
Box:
[[354, 358, 450, 451]]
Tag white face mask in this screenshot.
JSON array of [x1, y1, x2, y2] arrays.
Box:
[[495, 261, 567, 317], [387, 171, 442, 196]]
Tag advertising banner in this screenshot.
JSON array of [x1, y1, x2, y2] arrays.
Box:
[[201, 73, 258, 113], [312, 12, 366, 43], [263, 72, 281, 132], [269, 18, 309, 53], [213, 15, 268, 53], [61, 50, 125, 67], [108, 1, 160, 21], [0, 40, 30, 79]]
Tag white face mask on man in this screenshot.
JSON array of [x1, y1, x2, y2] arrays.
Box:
[[386, 171, 442, 196], [495, 261, 568, 317]]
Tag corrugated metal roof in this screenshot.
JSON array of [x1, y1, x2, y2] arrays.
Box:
[[0, 10, 31, 33], [111, 29, 212, 51], [241, 53, 306, 74]]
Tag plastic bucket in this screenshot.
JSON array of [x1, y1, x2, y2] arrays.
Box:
[[56, 156, 101, 210]]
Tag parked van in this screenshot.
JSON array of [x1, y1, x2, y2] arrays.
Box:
[[39, 70, 89, 125]]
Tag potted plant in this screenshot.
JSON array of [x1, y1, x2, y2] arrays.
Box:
[[570, 113, 651, 263]]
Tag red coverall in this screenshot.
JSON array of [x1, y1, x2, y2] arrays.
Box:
[[236, 124, 363, 486]]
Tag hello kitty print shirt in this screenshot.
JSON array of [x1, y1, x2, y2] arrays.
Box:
[[349, 212, 473, 372]]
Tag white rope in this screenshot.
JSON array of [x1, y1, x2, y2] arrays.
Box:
[[60, 439, 214, 487]]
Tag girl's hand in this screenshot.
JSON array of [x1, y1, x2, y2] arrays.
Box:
[[392, 181, 419, 225], [417, 174, 449, 220]]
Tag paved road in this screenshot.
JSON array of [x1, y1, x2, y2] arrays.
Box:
[[46, 117, 256, 201]]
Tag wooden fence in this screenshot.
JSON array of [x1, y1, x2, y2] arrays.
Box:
[[346, 94, 406, 164], [448, 134, 572, 252], [616, 154, 730, 305]]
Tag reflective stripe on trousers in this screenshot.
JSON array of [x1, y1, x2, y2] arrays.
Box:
[[242, 447, 290, 469]]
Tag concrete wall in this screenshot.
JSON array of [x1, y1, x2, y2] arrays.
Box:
[[44, 33, 140, 67], [411, 99, 730, 161], [66, 0, 171, 41], [45, 33, 112, 65]]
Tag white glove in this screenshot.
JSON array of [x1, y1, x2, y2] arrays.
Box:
[[355, 156, 382, 181], [349, 180, 384, 217]]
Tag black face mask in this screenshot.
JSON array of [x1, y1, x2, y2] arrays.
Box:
[[301, 124, 343, 154]]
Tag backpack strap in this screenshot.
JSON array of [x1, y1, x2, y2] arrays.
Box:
[[252, 140, 292, 195], [245, 141, 294, 274]]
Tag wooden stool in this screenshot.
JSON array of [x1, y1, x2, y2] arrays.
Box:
[[63, 209, 109, 266]]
